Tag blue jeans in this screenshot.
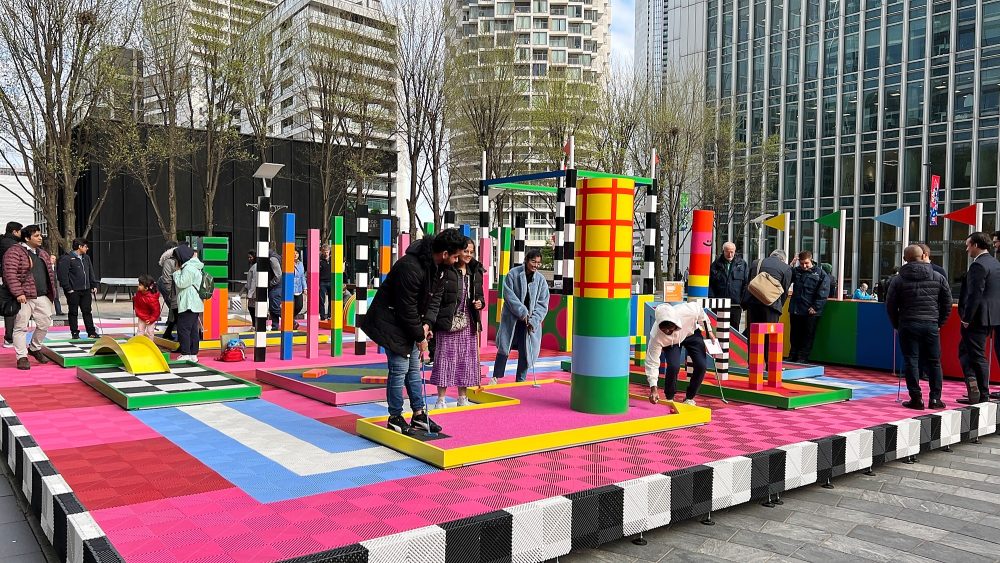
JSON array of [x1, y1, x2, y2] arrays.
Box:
[[899, 322, 942, 402], [386, 343, 426, 416], [493, 321, 529, 381]]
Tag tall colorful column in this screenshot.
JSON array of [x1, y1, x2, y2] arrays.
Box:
[[253, 197, 270, 362], [306, 229, 320, 358], [355, 205, 369, 356], [200, 236, 229, 340], [330, 216, 344, 357], [687, 210, 714, 299], [570, 176, 635, 414], [280, 213, 296, 360], [379, 219, 392, 283], [495, 226, 512, 322], [479, 151, 492, 348]]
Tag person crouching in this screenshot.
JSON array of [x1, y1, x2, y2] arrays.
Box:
[[644, 301, 718, 406]]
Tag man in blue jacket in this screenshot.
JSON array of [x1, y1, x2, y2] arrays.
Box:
[[56, 238, 99, 339], [787, 250, 830, 363]]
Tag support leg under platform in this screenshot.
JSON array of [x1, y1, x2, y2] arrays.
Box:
[[631, 533, 648, 546], [700, 511, 716, 526], [821, 478, 834, 489]]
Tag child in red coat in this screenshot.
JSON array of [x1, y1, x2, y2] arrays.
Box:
[[134, 274, 162, 338]]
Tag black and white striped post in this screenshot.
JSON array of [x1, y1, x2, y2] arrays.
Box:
[[251, 163, 284, 362], [479, 151, 491, 348], [554, 162, 566, 290], [354, 204, 369, 356], [563, 137, 577, 295], [444, 210, 456, 230], [643, 149, 658, 295], [513, 213, 526, 266]]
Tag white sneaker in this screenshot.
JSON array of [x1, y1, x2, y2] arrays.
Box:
[[683, 399, 697, 406], [489, 377, 499, 386], [457, 396, 469, 407], [2, 341, 11, 348], [434, 401, 446, 410]]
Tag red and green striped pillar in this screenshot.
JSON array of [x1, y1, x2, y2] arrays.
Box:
[[570, 177, 635, 414]]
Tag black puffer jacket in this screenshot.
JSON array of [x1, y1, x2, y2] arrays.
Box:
[[359, 237, 443, 356], [885, 262, 952, 328], [427, 259, 486, 333]]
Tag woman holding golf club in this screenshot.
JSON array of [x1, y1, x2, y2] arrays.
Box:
[[427, 237, 485, 408], [492, 249, 550, 384]]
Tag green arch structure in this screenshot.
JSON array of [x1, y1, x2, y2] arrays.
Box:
[[89, 335, 171, 374]]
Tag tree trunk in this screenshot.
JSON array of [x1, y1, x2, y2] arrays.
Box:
[[167, 155, 178, 241]]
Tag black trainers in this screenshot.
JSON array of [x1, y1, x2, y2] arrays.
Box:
[[28, 349, 49, 364], [87, 333, 99, 339], [410, 411, 441, 434], [928, 399, 946, 409], [70, 333, 80, 340], [16, 358, 29, 370], [902, 399, 925, 410], [387, 415, 414, 436]]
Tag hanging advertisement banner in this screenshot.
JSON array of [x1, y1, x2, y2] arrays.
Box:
[[930, 174, 940, 226]]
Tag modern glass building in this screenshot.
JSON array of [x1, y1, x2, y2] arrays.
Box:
[[693, 0, 1000, 293]]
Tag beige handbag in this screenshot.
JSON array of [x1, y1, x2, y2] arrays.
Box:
[[748, 259, 784, 305]]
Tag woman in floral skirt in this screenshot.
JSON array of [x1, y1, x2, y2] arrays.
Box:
[[428, 237, 485, 408]]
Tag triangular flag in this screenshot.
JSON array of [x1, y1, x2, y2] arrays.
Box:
[[942, 203, 979, 226], [763, 214, 786, 231], [562, 141, 571, 155], [654, 152, 661, 165], [815, 210, 842, 229], [873, 208, 905, 228]]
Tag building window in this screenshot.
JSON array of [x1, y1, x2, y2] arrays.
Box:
[[844, 33, 859, 73], [550, 49, 566, 63], [551, 18, 566, 30], [884, 85, 900, 129], [533, 18, 548, 29], [497, 2, 513, 15], [929, 76, 949, 122], [532, 0, 547, 12], [978, 141, 999, 187], [862, 90, 879, 132], [932, 13, 950, 56], [957, 7, 976, 52], [982, 65, 1000, 117], [516, 15, 531, 29], [953, 143, 973, 190], [532, 32, 547, 45], [954, 72, 975, 120], [281, 117, 293, 130], [281, 97, 293, 109], [906, 81, 924, 126], [841, 154, 856, 196], [864, 29, 880, 69], [985, 3, 1000, 47]]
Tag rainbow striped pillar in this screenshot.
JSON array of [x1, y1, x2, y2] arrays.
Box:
[[330, 216, 344, 357], [379, 219, 391, 283], [687, 210, 714, 299], [280, 213, 296, 360], [570, 177, 635, 414], [200, 236, 229, 340], [307, 229, 320, 358], [495, 226, 512, 323]]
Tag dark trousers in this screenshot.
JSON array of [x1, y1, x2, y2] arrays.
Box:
[[320, 282, 332, 320], [959, 324, 991, 401], [163, 308, 178, 339], [745, 303, 781, 363], [268, 287, 282, 326], [493, 321, 529, 381], [729, 306, 743, 333], [294, 294, 304, 316], [789, 313, 820, 362], [176, 310, 201, 356], [3, 314, 13, 343], [899, 322, 943, 402], [66, 290, 96, 336], [660, 330, 708, 400]]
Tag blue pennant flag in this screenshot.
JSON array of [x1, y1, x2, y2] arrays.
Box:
[[873, 208, 905, 228]]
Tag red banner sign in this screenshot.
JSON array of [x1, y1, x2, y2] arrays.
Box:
[[930, 174, 940, 226]]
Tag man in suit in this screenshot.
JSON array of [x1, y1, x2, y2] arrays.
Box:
[[957, 232, 1000, 404]]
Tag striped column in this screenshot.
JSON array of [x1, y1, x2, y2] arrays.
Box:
[[280, 213, 296, 361], [444, 210, 456, 229], [513, 214, 526, 266], [200, 236, 229, 340], [495, 226, 512, 323], [355, 205, 369, 356], [685, 298, 731, 382], [253, 196, 270, 362], [479, 161, 491, 348], [330, 216, 344, 357], [563, 168, 578, 295], [570, 176, 635, 414], [687, 210, 714, 299], [554, 182, 565, 289], [643, 181, 657, 295], [307, 229, 320, 358]]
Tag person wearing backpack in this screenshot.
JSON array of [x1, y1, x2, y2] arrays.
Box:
[[171, 245, 204, 361], [742, 249, 793, 335]]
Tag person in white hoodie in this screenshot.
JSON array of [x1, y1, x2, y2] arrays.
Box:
[[644, 301, 718, 406]]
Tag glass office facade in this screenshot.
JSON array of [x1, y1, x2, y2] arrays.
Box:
[[706, 0, 1000, 291]]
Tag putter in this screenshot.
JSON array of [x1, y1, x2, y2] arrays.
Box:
[[420, 354, 438, 437], [91, 291, 104, 337]]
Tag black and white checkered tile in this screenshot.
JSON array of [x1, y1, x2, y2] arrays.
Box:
[[42, 341, 96, 359], [0, 398, 123, 563], [86, 365, 251, 396], [279, 403, 1000, 563]]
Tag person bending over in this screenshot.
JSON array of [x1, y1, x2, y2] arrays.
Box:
[[644, 302, 718, 406]]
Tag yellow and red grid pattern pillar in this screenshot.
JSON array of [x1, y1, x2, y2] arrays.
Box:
[[570, 177, 635, 414], [280, 213, 296, 360], [748, 322, 784, 390], [687, 210, 714, 299], [330, 216, 344, 357]]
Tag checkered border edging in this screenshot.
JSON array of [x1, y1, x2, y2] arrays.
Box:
[[0, 396, 123, 563], [280, 402, 1000, 563]]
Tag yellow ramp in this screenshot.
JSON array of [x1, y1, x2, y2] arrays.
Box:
[[89, 335, 171, 374]]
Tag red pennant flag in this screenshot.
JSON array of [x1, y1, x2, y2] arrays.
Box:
[[562, 141, 570, 155], [941, 203, 979, 227], [654, 152, 661, 165]]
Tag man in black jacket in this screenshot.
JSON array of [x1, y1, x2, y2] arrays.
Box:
[[360, 229, 465, 435], [957, 232, 1000, 403], [886, 245, 952, 410], [787, 251, 830, 363], [708, 242, 748, 331], [319, 245, 332, 321], [0, 221, 22, 347], [56, 238, 100, 339]]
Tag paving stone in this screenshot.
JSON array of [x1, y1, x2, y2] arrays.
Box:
[[0, 521, 43, 559], [819, 534, 937, 563], [784, 511, 857, 536], [879, 483, 944, 502], [935, 531, 1000, 555], [759, 520, 833, 544], [551, 548, 638, 563], [773, 497, 827, 514], [908, 540, 993, 563], [724, 503, 794, 523], [790, 543, 869, 563], [712, 511, 769, 532], [873, 517, 949, 542], [598, 536, 672, 562], [641, 528, 709, 552], [652, 547, 718, 562], [728, 529, 803, 556], [669, 520, 740, 542], [846, 524, 922, 551], [835, 496, 903, 518], [695, 537, 774, 562]]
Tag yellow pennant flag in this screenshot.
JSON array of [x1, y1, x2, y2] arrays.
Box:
[[762, 214, 787, 231]]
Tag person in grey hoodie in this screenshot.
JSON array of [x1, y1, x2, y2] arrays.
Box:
[[158, 241, 179, 340]]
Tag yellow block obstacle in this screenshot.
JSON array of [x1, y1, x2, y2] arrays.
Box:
[[90, 335, 171, 375]]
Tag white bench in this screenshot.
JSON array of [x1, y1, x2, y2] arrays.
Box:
[[99, 278, 139, 303]]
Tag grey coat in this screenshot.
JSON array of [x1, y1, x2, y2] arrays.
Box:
[[495, 265, 550, 368]]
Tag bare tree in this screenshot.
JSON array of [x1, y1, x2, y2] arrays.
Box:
[[233, 12, 281, 165], [0, 0, 138, 251], [589, 64, 647, 174]]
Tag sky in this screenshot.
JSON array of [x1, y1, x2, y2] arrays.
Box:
[[609, 0, 635, 68]]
